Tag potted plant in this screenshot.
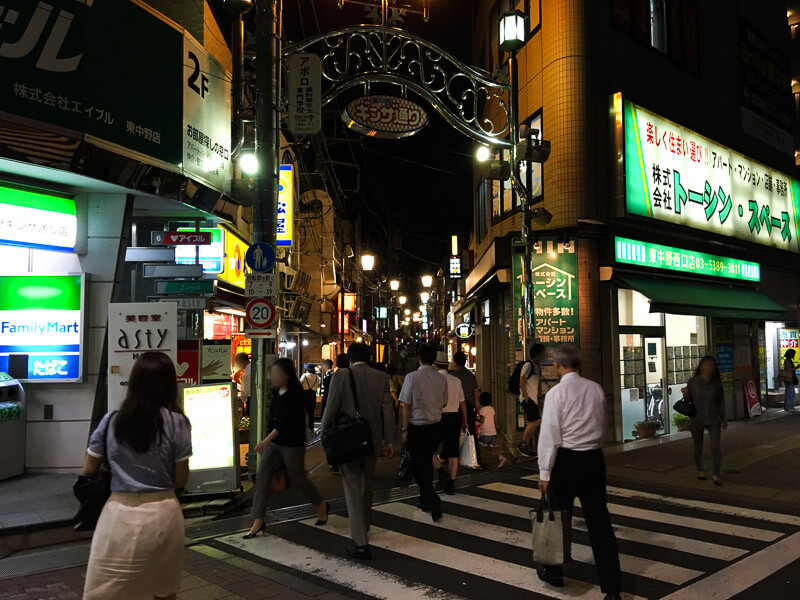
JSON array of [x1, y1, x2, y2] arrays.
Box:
[[239, 416, 250, 445], [672, 412, 691, 432], [633, 418, 663, 439]]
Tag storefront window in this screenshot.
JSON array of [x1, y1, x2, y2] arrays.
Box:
[[665, 314, 707, 429], [618, 288, 663, 327]]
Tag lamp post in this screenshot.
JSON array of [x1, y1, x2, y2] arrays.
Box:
[[389, 279, 400, 291], [421, 274, 433, 288], [361, 253, 375, 271]]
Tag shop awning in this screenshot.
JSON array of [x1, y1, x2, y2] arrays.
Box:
[[618, 275, 787, 320], [456, 301, 476, 318]]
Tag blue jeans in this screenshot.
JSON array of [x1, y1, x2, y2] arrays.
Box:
[[786, 383, 796, 412]]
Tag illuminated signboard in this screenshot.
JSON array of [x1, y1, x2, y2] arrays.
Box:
[[183, 383, 236, 472], [175, 227, 224, 273], [0, 186, 77, 252], [614, 236, 761, 282], [449, 255, 462, 279], [277, 164, 294, 247], [619, 95, 800, 252], [531, 238, 579, 347], [338, 292, 356, 312], [0, 274, 84, 381], [376, 306, 388, 319], [218, 228, 248, 288]]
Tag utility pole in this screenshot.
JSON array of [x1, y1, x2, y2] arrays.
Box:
[[248, 0, 280, 476]]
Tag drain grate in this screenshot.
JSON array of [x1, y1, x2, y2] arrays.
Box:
[[0, 544, 91, 580]]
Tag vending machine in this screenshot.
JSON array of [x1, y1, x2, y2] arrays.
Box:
[[0, 372, 26, 480]]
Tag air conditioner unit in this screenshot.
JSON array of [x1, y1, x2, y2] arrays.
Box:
[[293, 270, 311, 294], [278, 264, 297, 292], [280, 296, 297, 316], [291, 300, 312, 322]]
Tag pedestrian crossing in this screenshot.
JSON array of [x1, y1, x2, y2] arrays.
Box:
[[216, 475, 800, 600]]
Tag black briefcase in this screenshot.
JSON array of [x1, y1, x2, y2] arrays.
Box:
[[321, 369, 374, 466]]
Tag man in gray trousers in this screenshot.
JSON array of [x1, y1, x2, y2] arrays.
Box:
[[321, 342, 395, 560]]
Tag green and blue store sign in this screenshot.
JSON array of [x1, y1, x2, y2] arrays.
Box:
[[0, 186, 77, 252]]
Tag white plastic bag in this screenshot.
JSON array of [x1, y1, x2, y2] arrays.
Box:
[[459, 433, 479, 468]]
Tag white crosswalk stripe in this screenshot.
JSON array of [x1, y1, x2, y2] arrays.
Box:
[[216, 477, 800, 600]]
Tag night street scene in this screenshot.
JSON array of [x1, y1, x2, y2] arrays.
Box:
[[5, 1, 800, 599]]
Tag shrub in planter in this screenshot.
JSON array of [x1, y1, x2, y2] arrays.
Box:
[[633, 418, 664, 439], [672, 412, 691, 432]]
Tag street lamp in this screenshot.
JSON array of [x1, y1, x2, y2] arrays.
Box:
[[476, 145, 491, 162], [404, 309, 411, 316], [361, 253, 375, 271], [389, 279, 400, 291], [239, 152, 258, 175], [498, 9, 526, 53], [421, 275, 433, 288], [420, 291, 430, 304], [398, 295, 407, 305]]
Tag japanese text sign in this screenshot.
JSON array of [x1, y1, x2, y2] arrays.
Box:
[[277, 165, 294, 247], [449, 256, 462, 279], [622, 98, 800, 252], [531, 238, 579, 347], [0, 186, 77, 252], [342, 95, 429, 138], [287, 53, 321, 135], [218, 228, 248, 289], [174, 227, 224, 274], [614, 237, 760, 282], [152, 231, 212, 246]]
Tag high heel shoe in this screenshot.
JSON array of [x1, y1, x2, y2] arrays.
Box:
[[243, 523, 266, 539], [315, 502, 331, 526]]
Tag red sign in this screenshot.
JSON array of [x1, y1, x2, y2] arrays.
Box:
[[231, 335, 252, 366], [152, 231, 212, 246], [342, 95, 428, 139], [337, 293, 356, 312], [743, 378, 762, 417], [245, 298, 276, 329], [176, 339, 200, 386]]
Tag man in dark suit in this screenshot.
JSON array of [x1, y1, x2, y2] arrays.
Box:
[[321, 343, 395, 559]]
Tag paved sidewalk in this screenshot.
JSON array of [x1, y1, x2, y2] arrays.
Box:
[[0, 545, 352, 600]]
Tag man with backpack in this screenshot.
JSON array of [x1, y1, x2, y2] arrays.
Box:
[[509, 343, 547, 456]]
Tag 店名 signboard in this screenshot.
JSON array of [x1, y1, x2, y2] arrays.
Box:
[[0, 275, 84, 382], [614, 237, 761, 282], [175, 227, 225, 274], [531, 238, 579, 347], [277, 165, 294, 247], [622, 98, 800, 252], [0, 186, 77, 252]]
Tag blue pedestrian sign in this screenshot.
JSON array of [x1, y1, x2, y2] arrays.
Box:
[[245, 242, 276, 273]]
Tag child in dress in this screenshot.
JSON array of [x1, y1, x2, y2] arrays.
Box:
[[478, 392, 508, 468]]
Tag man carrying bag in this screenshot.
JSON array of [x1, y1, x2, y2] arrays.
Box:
[[536, 344, 621, 600], [321, 343, 395, 560]]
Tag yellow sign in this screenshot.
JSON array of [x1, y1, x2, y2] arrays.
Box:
[[277, 164, 294, 247], [218, 226, 248, 288]]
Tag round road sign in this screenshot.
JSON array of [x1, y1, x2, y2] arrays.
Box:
[[246, 242, 276, 273], [245, 298, 276, 329]]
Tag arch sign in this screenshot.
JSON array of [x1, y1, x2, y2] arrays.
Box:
[[342, 95, 428, 139], [245, 298, 276, 329]]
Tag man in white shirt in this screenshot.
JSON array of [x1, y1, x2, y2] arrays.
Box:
[[537, 344, 621, 600], [433, 351, 467, 495], [399, 344, 448, 521]]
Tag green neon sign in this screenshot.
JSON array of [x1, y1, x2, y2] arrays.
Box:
[[614, 237, 760, 282]]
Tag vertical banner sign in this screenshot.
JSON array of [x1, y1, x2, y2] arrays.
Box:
[[183, 36, 232, 195], [512, 252, 525, 352], [108, 302, 177, 410], [176, 339, 201, 387], [531, 238, 579, 347], [277, 165, 294, 247], [621, 97, 800, 252], [287, 53, 321, 135]]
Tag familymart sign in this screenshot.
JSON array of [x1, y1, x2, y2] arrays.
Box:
[[621, 97, 800, 252]]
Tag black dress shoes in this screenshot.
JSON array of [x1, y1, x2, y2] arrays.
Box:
[[346, 544, 372, 560], [431, 503, 443, 522], [536, 565, 564, 587]]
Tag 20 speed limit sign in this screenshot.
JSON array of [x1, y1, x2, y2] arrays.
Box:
[[245, 298, 276, 329]]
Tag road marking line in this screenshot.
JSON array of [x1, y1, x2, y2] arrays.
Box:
[[660, 530, 800, 600], [482, 483, 781, 542], [443, 493, 748, 562], [520, 475, 800, 527], [302, 514, 646, 600], [375, 501, 702, 585], [218, 532, 468, 600]]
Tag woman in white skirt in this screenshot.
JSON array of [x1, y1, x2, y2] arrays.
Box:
[[83, 351, 192, 600]]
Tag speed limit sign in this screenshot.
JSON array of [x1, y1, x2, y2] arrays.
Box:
[[245, 298, 276, 329]]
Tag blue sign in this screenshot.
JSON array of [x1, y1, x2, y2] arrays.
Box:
[[245, 242, 276, 273], [716, 343, 734, 381], [0, 354, 80, 381]]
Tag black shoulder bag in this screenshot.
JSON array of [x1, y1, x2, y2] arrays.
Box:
[[321, 369, 375, 467], [73, 411, 116, 531]]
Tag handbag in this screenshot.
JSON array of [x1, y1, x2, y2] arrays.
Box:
[[73, 411, 116, 532], [672, 396, 697, 418], [267, 464, 288, 497], [458, 433, 479, 469], [321, 368, 375, 467], [396, 441, 413, 487], [530, 492, 572, 566]]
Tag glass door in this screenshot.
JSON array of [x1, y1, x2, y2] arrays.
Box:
[[619, 333, 667, 440]]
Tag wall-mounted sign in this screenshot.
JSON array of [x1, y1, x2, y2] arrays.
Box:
[[0, 187, 77, 252], [376, 306, 388, 320], [108, 302, 177, 410], [177, 339, 200, 387], [151, 231, 211, 246], [287, 53, 321, 135], [614, 237, 761, 282], [201, 340, 232, 383], [0, 274, 84, 382], [621, 97, 800, 252], [531, 238, 579, 347], [155, 280, 215, 295], [342, 95, 429, 138], [338, 293, 356, 312], [512, 253, 525, 351], [175, 227, 224, 273], [277, 165, 294, 247], [449, 255, 463, 279], [455, 323, 474, 339], [218, 228, 248, 289], [780, 329, 800, 378]]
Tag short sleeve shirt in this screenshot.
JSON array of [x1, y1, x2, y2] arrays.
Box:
[[88, 408, 192, 494], [451, 366, 478, 406], [520, 361, 543, 400], [398, 365, 448, 425]]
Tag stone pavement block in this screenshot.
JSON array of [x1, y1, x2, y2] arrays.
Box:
[[181, 574, 212, 592], [179, 583, 232, 600], [315, 591, 353, 600], [193, 546, 236, 561]]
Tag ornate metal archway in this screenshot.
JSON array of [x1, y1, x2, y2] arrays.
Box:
[[283, 25, 513, 148]]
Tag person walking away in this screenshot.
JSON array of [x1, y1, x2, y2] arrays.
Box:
[[83, 352, 192, 600], [433, 352, 467, 494], [518, 343, 547, 456], [399, 344, 448, 521], [300, 363, 321, 433], [686, 356, 727, 485], [386, 363, 404, 424], [450, 351, 483, 466], [478, 392, 508, 468], [319, 359, 334, 417], [537, 344, 622, 600], [245, 358, 328, 538], [782, 349, 798, 413], [321, 343, 395, 559], [233, 352, 251, 417]]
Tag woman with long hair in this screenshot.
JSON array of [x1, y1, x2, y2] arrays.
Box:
[[686, 355, 727, 486], [245, 358, 328, 538], [782, 349, 797, 412], [83, 352, 192, 600]]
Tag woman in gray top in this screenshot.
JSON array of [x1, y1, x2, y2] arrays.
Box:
[[685, 355, 727, 486], [83, 352, 192, 600]]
